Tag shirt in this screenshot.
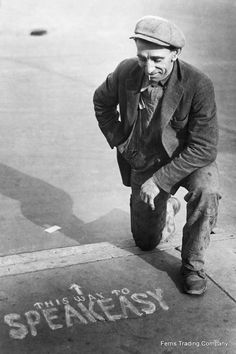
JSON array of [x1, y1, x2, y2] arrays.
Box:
[[118, 67, 174, 172]]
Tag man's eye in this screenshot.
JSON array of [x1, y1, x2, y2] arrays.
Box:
[[138, 56, 146, 62], [153, 59, 161, 63]]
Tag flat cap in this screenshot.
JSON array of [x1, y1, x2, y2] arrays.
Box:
[[130, 15, 185, 48]]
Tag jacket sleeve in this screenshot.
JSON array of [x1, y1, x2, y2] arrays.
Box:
[[93, 63, 125, 149], [153, 77, 218, 194]]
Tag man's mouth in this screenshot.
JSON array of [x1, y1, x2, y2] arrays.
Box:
[[148, 70, 163, 79], [148, 73, 163, 81]]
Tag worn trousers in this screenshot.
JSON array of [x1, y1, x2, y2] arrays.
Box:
[[130, 162, 221, 271]]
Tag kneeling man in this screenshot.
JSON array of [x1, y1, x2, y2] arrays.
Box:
[[93, 16, 221, 295]]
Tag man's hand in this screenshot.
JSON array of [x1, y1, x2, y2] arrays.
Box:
[[140, 177, 160, 210]]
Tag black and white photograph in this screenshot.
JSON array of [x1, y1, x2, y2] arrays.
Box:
[[0, 1, 235, 353]]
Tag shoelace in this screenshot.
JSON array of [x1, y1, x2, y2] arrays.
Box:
[[182, 268, 206, 279]]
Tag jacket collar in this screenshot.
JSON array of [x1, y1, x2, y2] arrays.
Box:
[[125, 61, 145, 92], [160, 59, 184, 129], [124, 59, 184, 127]]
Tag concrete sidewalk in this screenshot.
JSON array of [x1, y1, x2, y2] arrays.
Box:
[[0, 1, 235, 353], [0, 234, 235, 354]]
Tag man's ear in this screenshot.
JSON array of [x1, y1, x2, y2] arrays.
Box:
[[171, 48, 181, 62]]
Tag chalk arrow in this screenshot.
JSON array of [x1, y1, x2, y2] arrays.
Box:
[[69, 283, 83, 295]]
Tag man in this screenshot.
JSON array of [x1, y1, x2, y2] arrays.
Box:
[[93, 16, 220, 295]]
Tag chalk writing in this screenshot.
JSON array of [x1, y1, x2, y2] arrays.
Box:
[[74, 295, 86, 302], [111, 288, 130, 296], [34, 297, 69, 310], [69, 283, 83, 295], [3, 287, 169, 340]]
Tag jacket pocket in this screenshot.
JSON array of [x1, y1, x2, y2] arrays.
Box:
[[170, 114, 188, 130]]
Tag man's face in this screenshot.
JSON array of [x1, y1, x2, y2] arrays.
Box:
[[135, 39, 178, 83]]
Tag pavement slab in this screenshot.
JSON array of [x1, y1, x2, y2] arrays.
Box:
[[0, 242, 235, 354], [176, 236, 236, 302], [205, 238, 236, 302]]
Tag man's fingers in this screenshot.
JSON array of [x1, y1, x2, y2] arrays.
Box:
[[140, 191, 146, 203], [140, 191, 155, 210], [149, 197, 155, 211]]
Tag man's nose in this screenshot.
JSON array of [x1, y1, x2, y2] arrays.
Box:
[[145, 59, 155, 74]]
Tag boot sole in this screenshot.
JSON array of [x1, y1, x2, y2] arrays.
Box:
[[184, 285, 207, 295]]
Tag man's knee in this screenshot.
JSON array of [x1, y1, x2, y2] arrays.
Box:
[[183, 162, 220, 194], [183, 162, 221, 216], [134, 235, 161, 251], [185, 188, 220, 210], [184, 187, 220, 227], [130, 197, 167, 251]]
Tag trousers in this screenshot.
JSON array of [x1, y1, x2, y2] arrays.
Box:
[[130, 161, 221, 271]]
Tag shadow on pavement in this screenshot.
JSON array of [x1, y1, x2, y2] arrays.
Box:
[[138, 249, 183, 294], [0, 163, 85, 238], [81, 214, 183, 292], [0, 163, 183, 292]]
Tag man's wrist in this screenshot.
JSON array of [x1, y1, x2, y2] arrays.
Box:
[[152, 174, 161, 188], [152, 173, 172, 193]]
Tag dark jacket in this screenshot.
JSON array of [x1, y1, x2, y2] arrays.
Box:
[[93, 58, 218, 193]]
